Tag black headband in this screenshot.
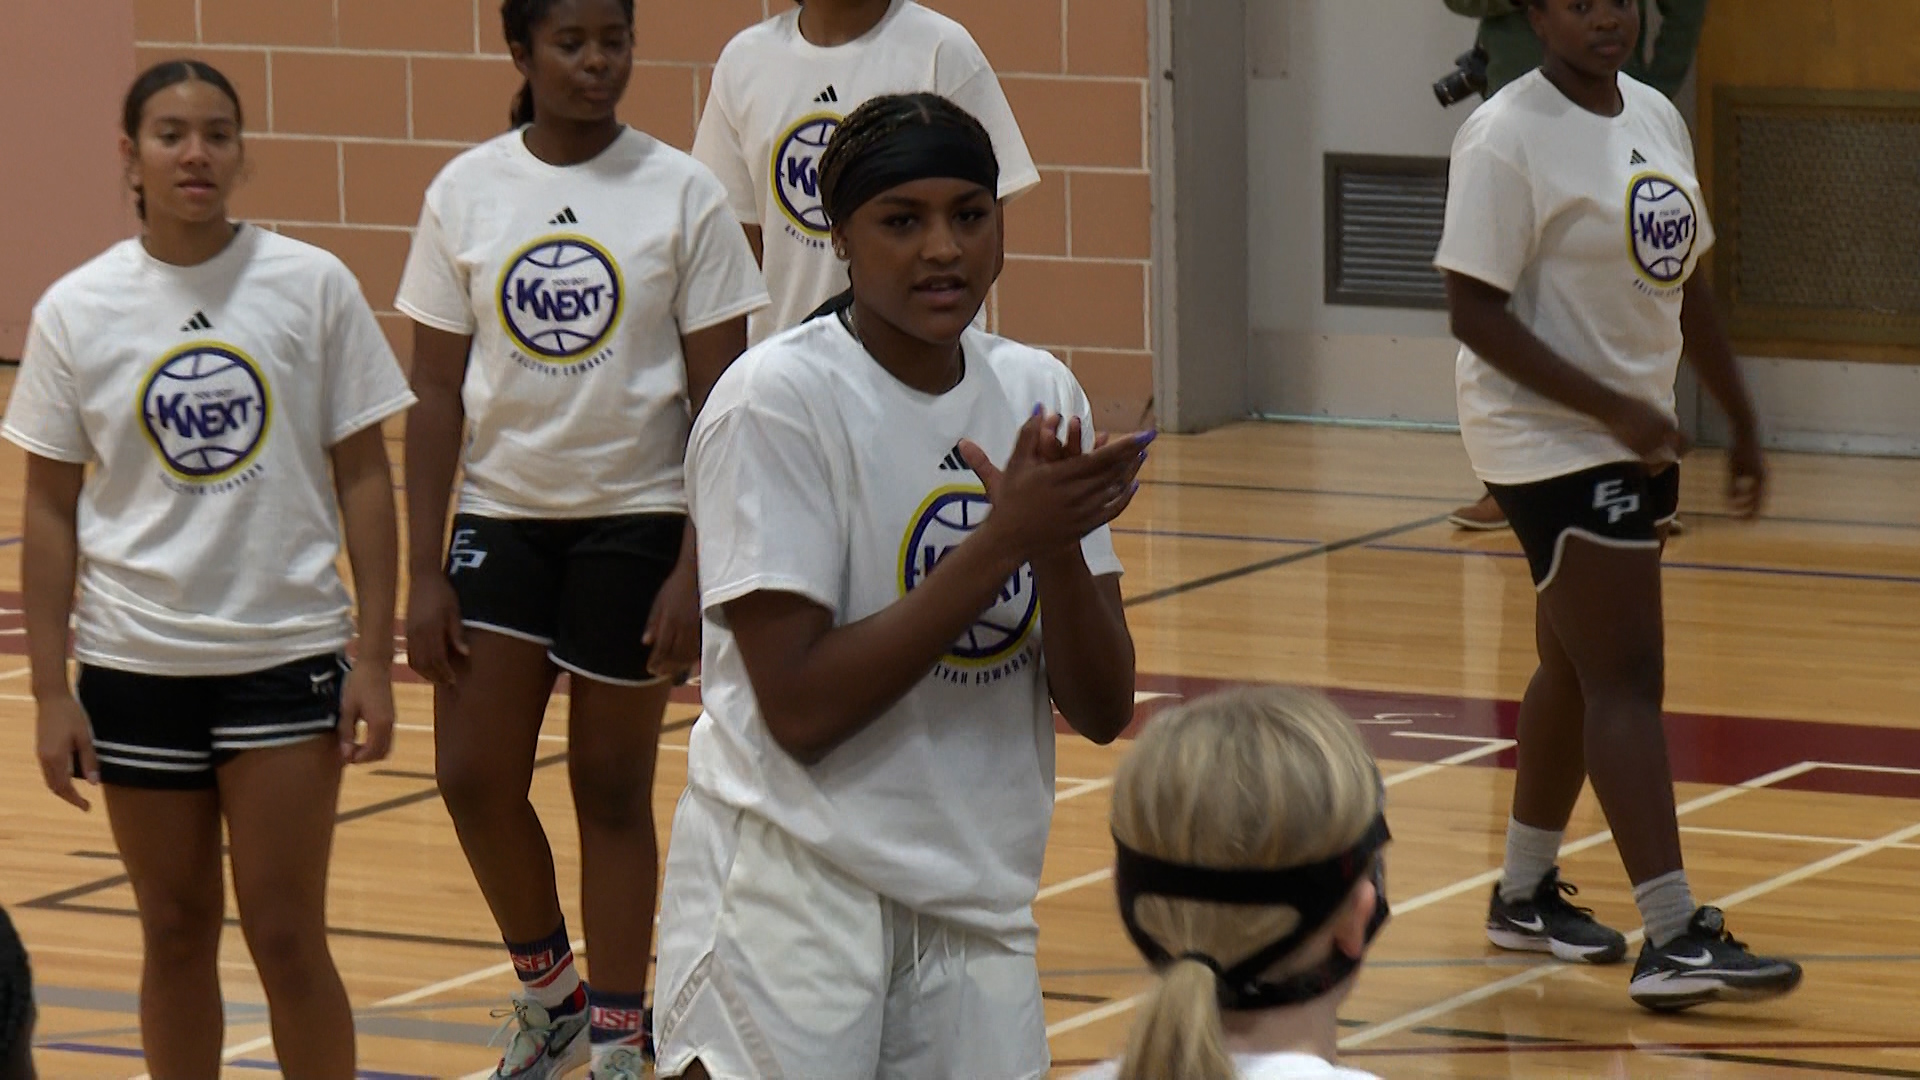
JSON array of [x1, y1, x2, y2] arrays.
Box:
[[1115, 811, 1391, 1010], [821, 121, 999, 225]]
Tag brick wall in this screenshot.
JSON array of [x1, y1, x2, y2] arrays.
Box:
[[131, 0, 1154, 429]]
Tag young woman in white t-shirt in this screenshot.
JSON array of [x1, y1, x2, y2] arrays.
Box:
[[653, 93, 1149, 1079], [693, 0, 1039, 342], [1435, 0, 1800, 1010], [394, 1, 766, 1076], [1078, 688, 1388, 1080], [7, 60, 413, 1077]]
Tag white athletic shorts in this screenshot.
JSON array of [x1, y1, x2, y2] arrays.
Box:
[[652, 786, 1050, 1080]]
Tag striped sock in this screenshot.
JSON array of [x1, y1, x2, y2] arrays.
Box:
[[506, 923, 585, 1014], [588, 988, 650, 1058]]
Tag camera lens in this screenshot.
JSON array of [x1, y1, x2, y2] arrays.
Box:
[[1433, 71, 1473, 107]]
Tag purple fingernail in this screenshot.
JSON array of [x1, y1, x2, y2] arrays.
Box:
[[1138, 429, 1158, 445]]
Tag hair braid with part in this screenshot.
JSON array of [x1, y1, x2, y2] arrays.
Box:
[[817, 92, 995, 227]]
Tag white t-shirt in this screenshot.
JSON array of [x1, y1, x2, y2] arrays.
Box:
[[684, 316, 1122, 952], [1077, 1052, 1381, 1080], [2, 227, 416, 676], [1434, 71, 1714, 485], [693, 0, 1042, 342], [395, 127, 769, 519]]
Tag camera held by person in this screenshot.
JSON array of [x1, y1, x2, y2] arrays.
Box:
[[1434, 45, 1490, 107]]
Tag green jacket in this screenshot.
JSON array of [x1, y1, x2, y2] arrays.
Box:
[[1442, 0, 1708, 100]]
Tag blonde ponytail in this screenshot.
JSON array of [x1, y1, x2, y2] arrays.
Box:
[[1116, 957, 1235, 1080], [1109, 687, 1382, 1080]]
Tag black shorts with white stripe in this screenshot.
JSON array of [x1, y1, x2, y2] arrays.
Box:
[[1486, 462, 1681, 590], [76, 652, 347, 790], [444, 512, 684, 686]]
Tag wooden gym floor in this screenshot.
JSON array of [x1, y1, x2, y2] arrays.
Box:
[[5, 367, 1920, 1077]]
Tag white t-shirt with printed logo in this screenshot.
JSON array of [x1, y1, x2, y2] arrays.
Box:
[[693, 0, 1041, 343], [1434, 71, 1714, 485], [395, 126, 769, 520], [2, 227, 416, 676], [684, 316, 1122, 952]]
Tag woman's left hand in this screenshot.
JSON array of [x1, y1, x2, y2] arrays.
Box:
[[339, 661, 396, 765]]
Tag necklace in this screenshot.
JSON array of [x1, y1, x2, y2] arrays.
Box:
[[841, 305, 965, 393]]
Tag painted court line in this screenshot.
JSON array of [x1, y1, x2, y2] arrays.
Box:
[[375, 938, 587, 1007], [1379, 733, 1516, 788], [1040, 757, 1822, 1041], [1034, 736, 1515, 908], [1387, 760, 1819, 919], [1682, 825, 1871, 847], [393, 721, 566, 744], [1055, 777, 1114, 804], [1037, 868, 1117, 903], [176, 939, 593, 1075], [1339, 815, 1920, 1049], [1819, 761, 1920, 776], [1046, 993, 1148, 1038]]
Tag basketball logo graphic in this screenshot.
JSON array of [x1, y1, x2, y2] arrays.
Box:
[[497, 234, 624, 362], [139, 343, 271, 481], [1626, 174, 1697, 286], [772, 113, 841, 238], [901, 487, 1038, 665]]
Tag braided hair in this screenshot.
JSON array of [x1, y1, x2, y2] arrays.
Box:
[[0, 905, 33, 1079], [501, 0, 636, 127], [817, 92, 997, 227], [802, 93, 1000, 323]]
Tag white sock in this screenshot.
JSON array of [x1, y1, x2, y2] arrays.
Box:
[[1633, 869, 1696, 948], [1498, 817, 1563, 904]]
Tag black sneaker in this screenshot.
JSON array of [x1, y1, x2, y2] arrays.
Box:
[[1486, 867, 1629, 964], [1629, 906, 1802, 1011]]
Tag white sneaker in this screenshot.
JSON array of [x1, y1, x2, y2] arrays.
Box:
[[487, 996, 590, 1079]]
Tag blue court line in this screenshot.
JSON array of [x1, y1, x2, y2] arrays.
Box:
[[1367, 541, 1920, 587], [37, 1042, 430, 1079], [1114, 524, 1920, 588], [0, 535, 18, 548], [1139, 478, 1920, 533], [1111, 526, 1320, 546]]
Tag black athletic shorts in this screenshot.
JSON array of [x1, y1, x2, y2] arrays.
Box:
[[77, 652, 348, 791], [1485, 462, 1679, 590], [445, 512, 685, 685]]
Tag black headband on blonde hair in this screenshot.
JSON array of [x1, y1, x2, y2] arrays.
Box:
[[1115, 811, 1391, 1010], [820, 121, 999, 226]]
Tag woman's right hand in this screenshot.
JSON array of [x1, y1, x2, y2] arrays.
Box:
[[960, 411, 1153, 561], [1605, 395, 1689, 464], [37, 694, 98, 811], [405, 574, 469, 686]]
